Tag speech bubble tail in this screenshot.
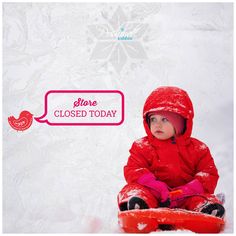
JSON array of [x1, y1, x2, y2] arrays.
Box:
[[34, 116, 47, 123]]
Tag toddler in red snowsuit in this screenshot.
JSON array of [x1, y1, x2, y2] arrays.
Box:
[[118, 86, 225, 218]]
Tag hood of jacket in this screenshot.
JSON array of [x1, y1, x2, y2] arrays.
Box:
[[143, 86, 194, 145]]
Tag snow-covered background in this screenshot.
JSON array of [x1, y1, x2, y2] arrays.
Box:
[[2, 2, 234, 233]]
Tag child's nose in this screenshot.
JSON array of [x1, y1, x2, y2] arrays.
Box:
[[156, 120, 162, 127]]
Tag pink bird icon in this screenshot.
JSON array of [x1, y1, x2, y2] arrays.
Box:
[[8, 111, 33, 131]]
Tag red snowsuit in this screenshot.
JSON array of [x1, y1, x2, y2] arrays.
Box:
[[118, 87, 221, 211]]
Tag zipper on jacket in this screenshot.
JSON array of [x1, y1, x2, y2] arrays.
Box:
[[171, 136, 176, 144]]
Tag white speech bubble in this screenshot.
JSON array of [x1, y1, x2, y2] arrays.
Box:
[[34, 90, 124, 126]]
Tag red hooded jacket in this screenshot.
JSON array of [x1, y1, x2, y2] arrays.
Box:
[[124, 87, 219, 193]]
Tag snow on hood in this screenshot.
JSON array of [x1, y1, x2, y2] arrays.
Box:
[[143, 86, 194, 143]]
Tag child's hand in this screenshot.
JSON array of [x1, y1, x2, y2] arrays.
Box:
[[169, 179, 204, 208], [173, 179, 204, 196], [137, 173, 170, 203]]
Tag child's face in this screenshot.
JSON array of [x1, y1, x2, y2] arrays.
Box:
[[149, 114, 175, 140]]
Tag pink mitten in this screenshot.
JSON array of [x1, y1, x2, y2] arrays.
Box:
[[175, 179, 204, 196], [170, 179, 204, 208], [137, 173, 170, 203]]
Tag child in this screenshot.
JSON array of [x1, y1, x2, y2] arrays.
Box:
[[117, 86, 225, 218]]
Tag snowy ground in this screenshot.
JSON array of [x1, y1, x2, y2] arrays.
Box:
[[2, 2, 234, 233]]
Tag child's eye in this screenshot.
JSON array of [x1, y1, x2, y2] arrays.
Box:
[[150, 117, 157, 122], [162, 117, 169, 122]]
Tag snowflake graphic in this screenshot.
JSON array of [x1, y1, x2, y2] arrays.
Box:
[[88, 6, 148, 74]]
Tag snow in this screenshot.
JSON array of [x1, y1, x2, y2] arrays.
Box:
[[196, 172, 209, 178], [2, 2, 234, 233], [137, 222, 147, 230], [135, 137, 150, 148], [198, 143, 207, 151]]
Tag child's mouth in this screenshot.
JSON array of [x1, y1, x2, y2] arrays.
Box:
[[156, 130, 164, 134]]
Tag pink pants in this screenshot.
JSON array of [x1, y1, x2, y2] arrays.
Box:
[[117, 183, 222, 211]]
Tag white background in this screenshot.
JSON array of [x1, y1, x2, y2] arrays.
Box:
[[2, 2, 234, 233]]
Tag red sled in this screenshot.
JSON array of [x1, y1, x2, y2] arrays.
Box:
[[118, 208, 225, 233]]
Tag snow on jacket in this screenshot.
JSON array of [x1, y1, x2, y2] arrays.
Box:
[[124, 86, 219, 194]]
